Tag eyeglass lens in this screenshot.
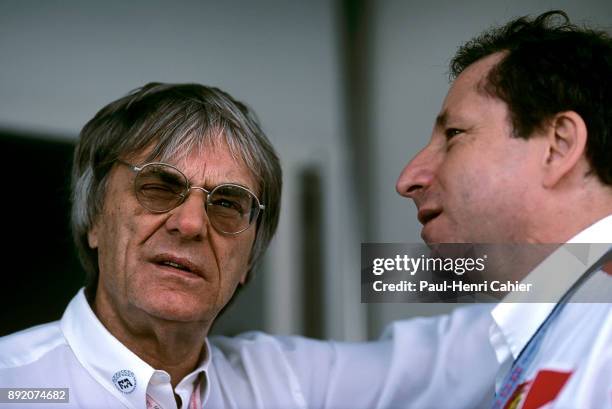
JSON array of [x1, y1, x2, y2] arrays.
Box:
[[133, 163, 259, 234]]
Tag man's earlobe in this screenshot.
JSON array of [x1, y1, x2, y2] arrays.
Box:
[[87, 224, 99, 249], [542, 111, 588, 188], [239, 269, 250, 285]]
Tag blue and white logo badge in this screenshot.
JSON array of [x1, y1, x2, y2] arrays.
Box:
[[112, 370, 137, 394]]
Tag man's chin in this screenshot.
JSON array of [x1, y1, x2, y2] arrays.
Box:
[[421, 225, 446, 244], [134, 290, 212, 324], [421, 222, 468, 244]]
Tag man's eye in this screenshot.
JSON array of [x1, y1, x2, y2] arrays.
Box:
[[217, 200, 234, 208], [445, 128, 463, 139], [213, 199, 243, 212], [140, 183, 181, 196]]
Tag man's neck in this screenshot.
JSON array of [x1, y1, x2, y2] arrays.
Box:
[[527, 199, 612, 244], [92, 293, 209, 388]]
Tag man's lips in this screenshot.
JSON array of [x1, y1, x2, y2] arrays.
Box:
[[417, 208, 442, 225], [150, 254, 203, 278]]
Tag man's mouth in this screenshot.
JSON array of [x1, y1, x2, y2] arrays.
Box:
[[162, 260, 190, 271], [417, 208, 442, 225], [151, 254, 202, 277]]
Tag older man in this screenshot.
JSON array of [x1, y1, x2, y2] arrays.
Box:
[[0, 83, 497, 408], [396, 11, 612, 408]]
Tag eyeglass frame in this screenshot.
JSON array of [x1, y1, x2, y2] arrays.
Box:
[[117, 160, 265, 235]]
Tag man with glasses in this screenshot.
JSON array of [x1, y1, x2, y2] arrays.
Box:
[[0, 83, 497, 408]]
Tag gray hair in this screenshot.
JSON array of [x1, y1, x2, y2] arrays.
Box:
[[72, 83, 282, 292]]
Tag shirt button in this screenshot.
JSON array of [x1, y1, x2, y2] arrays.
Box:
[[150, 371, 171, 385]]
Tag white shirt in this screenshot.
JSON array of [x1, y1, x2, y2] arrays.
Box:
[[0, 289, 498, 409], [489, 215, 612, 408]]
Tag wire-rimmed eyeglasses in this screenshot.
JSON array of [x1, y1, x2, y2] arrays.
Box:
[[118, 160, 264, 235]]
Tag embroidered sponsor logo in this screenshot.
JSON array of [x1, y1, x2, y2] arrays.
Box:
[[112, 370, 137, 394]]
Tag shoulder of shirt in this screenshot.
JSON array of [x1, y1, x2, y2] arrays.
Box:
[[0, 320, 66, 369], [207, 304, 494, 351], [380, 303, 495, 339], [207, 331, 336, 384], [209, 331, 332, 354], [207, 331, 336, 368], [207, 304, 494, 353]]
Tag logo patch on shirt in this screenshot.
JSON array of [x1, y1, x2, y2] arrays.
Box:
[[520, 369, 573, 409], [112, 370, 137, 394]]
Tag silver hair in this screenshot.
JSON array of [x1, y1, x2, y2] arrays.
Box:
[[71, 83, 282, 292]]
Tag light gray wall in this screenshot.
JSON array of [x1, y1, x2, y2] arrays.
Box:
[[0, 1, 340, 152], [367, 0, 612, 336]]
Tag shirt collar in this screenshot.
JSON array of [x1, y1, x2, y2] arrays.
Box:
[[60, 289, 210, 408], [490, 215, 612, 361]]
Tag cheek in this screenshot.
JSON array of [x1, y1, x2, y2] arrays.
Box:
[[96, 211, 129, 277], [215, 232, 255, 285], [441, 155, 507, 219], [446, 155, 531, 233], [97, 206, 146, 275]]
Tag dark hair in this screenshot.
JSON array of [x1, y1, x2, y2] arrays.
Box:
[[72, 83, 282, 292], [450, 10, 612, 185]]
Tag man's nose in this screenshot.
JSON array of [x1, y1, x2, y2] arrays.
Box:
[[396, 144, 439, 201], [165, 190, 209, 239]]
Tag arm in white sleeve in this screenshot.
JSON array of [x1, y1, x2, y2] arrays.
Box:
[[282, 304, 498, 409]]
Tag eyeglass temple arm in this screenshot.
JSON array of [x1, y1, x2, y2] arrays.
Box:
[[116, 159, 141, 172]]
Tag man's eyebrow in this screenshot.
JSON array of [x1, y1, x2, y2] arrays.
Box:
[[154, 169, 185, 185], [435, 111, 448, 128]]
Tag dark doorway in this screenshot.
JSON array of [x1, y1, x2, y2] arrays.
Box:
[[0, 130, 84, 336]]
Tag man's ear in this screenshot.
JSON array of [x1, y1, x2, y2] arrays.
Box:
[[542, 111, 588, 188], [87, 222, 99, 249], [239, 267, 251, 285]]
